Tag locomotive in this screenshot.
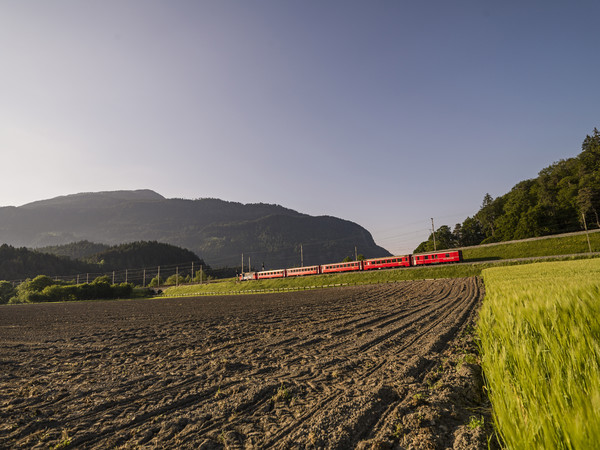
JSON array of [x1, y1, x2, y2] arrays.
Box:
[[239, 249, 463, 281]]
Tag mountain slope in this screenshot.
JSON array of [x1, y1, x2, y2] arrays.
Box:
[[0, 191, 390, 267]]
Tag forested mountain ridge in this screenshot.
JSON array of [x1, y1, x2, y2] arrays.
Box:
[[0, 190, 389, 268], [39, 241, 110, 260], [416, 127, 600, 252]]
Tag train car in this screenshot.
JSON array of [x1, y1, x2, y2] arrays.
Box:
[[412, 250, 463, 265], [321, 260, 363, 274], [257, 269, 287, 279], [286, 265, 321, 277], [239, 272, 258, 281], [363, 255, 412, 270]]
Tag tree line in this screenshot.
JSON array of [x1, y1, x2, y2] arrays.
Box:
[[0, 241, 227, 285], [416, 127, 600, 252]]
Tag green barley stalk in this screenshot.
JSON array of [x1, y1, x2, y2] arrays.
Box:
[[479, 259, 600, 449]]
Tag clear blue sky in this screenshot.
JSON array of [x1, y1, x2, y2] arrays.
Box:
[[1, 1, 599, 254]]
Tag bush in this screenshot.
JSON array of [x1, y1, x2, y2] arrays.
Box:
[[164, 274, 186, 286], [8, 276, 62, 303], [0, 281, 15, 304], [113, 283, 133, 298], [4, 275, 128, 303], [41, 284, 79, 302], [148, 276, 164, 287]]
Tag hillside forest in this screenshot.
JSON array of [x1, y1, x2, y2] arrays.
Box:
[[0, 241, 207, 283], [416, 127, 600, 252]]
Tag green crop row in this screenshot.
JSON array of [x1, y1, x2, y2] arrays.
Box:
[[478, 260, 600, 448]]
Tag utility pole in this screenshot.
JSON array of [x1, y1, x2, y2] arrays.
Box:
[[200, 264, 203, 284], [301, 244, 303, 267], [431, 218, 437, 251], [143, 269, 146, 287], [176, 266, 179, 286], [157, 266, 161, 287], [191, 262, 194, 281], [355, 246, 358, 261], [249, 256, 251, 272], [125, 269, 128, 284], [241, 253, 244, 276], [583, 212, 593, 253]]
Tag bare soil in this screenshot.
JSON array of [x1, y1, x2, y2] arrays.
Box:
[[0, 278, 496, 449]]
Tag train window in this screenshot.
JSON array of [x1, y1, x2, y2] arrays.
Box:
[[446, 253, 450, 257]]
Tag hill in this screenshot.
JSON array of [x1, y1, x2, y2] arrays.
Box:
[[0, 241, 205, 282], [0, 244, 94, 281], [0, 190, 390, 268], [416, 127, 600, 252]]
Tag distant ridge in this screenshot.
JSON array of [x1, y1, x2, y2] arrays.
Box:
[[20, 189, 165, 209], [0, 190, 390, 268]]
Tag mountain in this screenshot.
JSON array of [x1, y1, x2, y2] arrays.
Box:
[[0, 190, 390, 268]]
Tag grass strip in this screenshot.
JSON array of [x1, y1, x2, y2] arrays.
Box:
[[478, 259, 600, 448], [162, 263, 484, 296], [462, 231, 600, 261]]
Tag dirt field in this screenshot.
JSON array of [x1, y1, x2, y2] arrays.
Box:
[[0, 278, 495, 449]]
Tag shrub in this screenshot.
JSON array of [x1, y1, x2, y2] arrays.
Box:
[[164, 274, 186, 286], [0, 281, 15, 304]]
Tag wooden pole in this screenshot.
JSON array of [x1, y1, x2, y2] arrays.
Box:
[[583, 213, 593, 253], [431, 218, 437, 251]]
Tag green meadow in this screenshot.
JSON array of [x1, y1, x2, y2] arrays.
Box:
[[461, 231, 600, 261], [479, 260, 600, 448]]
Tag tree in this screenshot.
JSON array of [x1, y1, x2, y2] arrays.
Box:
[[193, 269, 209, 283], [0, 281, 15, 304], [578, 172, 600, 228], [413, 225, 456, 252], [580, 128, 600, 172], [476, 193, 503, 239], [453, 217, 484, 247], [148, 276, 164, 287], [164, 274, 186, 286]]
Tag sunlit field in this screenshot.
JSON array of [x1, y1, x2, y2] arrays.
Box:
[[462, 231, 600, 261], [479, 260, 600, 448]]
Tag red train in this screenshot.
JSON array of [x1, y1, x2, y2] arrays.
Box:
[[239, 250, 462, 281]]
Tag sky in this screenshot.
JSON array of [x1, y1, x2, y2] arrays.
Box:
[[1, 1, 599, 255]]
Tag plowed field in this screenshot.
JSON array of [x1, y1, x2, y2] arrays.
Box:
[[0, 278, 494, 449]]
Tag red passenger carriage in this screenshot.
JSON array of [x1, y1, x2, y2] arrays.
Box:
[[257, 269, 286, 279], [286, 265, 321, 277], [321, 261, 363, 274], [363, 255, 412, 270], [412, 250, 462, 265]]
